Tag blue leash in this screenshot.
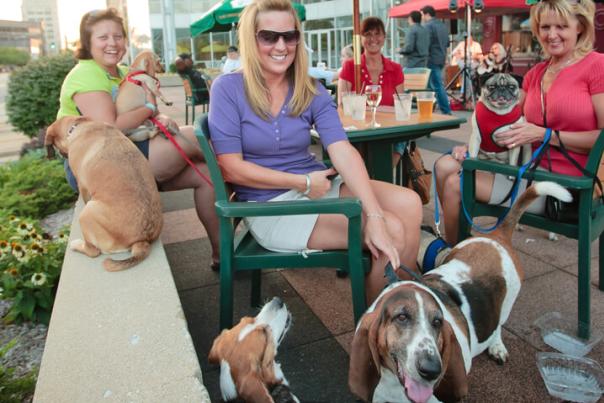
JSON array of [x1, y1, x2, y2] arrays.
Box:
[[458, 128, 552, 233]]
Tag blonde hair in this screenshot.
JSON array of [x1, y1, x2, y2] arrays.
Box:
[[238, 0, 316, 119], [530, 0, 595, 58]]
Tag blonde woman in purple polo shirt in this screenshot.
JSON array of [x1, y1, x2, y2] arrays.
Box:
[[208, 0, 422, 304]]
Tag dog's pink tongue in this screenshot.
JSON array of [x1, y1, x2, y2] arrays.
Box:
[[404, 376, 433, 403]]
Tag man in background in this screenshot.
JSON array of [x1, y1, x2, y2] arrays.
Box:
[[421, 5, 452, 115], [399, 10, 429, 68], [175, 54, 209, 104], [222, 46, 241, 73]]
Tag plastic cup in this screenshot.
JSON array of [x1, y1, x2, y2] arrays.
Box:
[[394, 93, 413, 121], [341, 92, 353, 116], [350, 94, 367, 121], [415, 91, 435, 119]]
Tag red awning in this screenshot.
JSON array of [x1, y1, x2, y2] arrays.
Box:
[[389, 0, 530, 19]]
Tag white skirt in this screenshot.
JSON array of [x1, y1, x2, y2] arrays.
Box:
[[488, 172, 545, 214], [244, 176, 344, 254]]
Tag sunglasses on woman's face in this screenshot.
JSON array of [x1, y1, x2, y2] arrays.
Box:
[[256, 30, 300, 46]]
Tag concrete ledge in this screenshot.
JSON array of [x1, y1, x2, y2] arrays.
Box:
[[34, 199, 210, 403]]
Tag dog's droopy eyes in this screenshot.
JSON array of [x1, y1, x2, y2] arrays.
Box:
[[431, 317, 443, 329], [395, 312, 410, 324]]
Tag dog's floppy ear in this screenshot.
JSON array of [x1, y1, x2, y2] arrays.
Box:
[[238, 372, 275, 403], [510, 73, 523, 89], [478, 72, 494, 89], [44, 121, 58, 159], [434, 320, 469, 402], [208, 317, 255, 364], [349, 306, 383, 402]]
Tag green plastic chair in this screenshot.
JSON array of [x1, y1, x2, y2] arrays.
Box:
[[195, 115, 371, 330], [458, 129, 604, 339], [180, 75, 210, 125]]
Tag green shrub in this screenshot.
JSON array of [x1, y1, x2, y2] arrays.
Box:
[[6, 53, 76, 138], [0, 152, 77, 219], [0, 215, 68, 324], [0, 47, 30, 67], [0, 339, 37, 402]]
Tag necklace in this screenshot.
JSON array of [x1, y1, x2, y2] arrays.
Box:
[[546, 57, 576, 74]]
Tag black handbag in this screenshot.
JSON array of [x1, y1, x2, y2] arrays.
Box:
[[544, 189, 579, 223], [542, 131, 603, 223]]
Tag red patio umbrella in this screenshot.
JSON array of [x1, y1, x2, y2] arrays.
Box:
[[389, 0, 530, 19]]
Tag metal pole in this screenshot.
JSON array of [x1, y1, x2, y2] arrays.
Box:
[[160, 0, 177, 66], [353, 0, 361, 93]]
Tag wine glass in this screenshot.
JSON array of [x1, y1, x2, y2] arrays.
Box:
[[364, 84, 382, 128]]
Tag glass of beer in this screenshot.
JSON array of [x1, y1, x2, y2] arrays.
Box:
[[415, 91, 436, 120], [364, 84, 382, 128]]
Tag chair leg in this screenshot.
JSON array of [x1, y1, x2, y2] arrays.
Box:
[[599, 235, 604, 291], [577, 224, 591, 339], [349, 263, 366, 324], [185, 104, 189, 125], [219, 253, 234, 330], [192, 104, 196, 126], [457, 169, 474, 241], [251, 270, 261, 308]]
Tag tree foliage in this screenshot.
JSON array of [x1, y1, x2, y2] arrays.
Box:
[[0, 47, 30, 67], [6, 54, 76, 138]]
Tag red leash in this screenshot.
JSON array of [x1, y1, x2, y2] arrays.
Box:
[[150, 117, 213, 187]]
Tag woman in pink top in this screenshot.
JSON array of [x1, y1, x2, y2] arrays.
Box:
[[434, 0, 604, 244]]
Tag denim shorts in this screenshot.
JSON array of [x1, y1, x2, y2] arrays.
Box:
[[64, 139, 150, 192]]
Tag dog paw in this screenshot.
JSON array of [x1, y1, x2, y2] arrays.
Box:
[[70, 239, 85, 251], [548, 232, 559, 241], [488, 342, 509, 365], [165, 101, 173, 106], [516, 224, 524, 232]]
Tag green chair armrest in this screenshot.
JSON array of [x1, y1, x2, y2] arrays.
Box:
[[215, 197, 362, 218], [461, 158, 594, 190]]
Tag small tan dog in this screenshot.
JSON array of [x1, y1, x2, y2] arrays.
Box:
[[116, 50, 179, 141], [45, 116, 163, 271]]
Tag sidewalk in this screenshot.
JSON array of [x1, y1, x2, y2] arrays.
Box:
[[1, 78, 602, 401]]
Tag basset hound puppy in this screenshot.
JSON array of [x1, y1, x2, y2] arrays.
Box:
[[209, 297, 299, 403], [349, 182, 572, 403]]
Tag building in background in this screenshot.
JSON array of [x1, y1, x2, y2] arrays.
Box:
[[147, 0, 404, 69], [0, 19, 44, 58], [22, 0, 61, 55]]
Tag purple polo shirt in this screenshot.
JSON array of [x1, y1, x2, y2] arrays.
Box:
[[208, 72, 348, 202]]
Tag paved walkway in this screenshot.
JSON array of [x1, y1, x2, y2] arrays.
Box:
[[0, 73, 30, 164], [1, 76, 602, 401]]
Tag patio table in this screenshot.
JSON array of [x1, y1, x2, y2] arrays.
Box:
[[315, 107, 466, 183]]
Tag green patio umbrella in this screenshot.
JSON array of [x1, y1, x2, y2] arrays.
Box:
[[191, 0, 306, 37]]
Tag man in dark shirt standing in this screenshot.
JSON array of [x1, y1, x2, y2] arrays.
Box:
[[399, 10, 430, 68], [175, 53, 209, 105], [421, 5, 452, 114]]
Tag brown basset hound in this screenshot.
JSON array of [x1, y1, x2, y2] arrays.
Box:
[[349, 182, 572, 403], [209, 297, 299, 403]]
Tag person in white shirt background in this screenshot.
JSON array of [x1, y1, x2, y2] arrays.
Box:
[[221, 46, 241, 73]]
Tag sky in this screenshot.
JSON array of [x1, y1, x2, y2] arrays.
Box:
[[0, 0, 151, 46]]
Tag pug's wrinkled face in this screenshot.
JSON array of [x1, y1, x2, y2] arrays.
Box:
[[481, 73, 520, 113]]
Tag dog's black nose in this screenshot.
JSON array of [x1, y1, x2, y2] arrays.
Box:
[[416, 355, 441, 381], [273, 297, 284, 307]]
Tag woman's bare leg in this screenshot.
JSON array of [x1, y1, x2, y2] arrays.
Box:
[[435, 155, 495, 245], [307, 181, 422, 305], [148, 126, 219, 263]]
